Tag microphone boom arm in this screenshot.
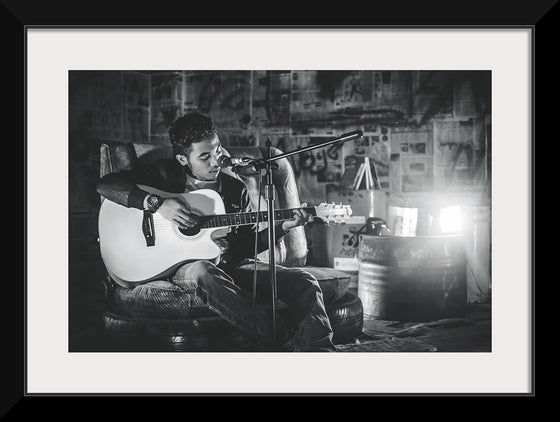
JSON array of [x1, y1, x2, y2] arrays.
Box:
[[250, 130, 363, 169]]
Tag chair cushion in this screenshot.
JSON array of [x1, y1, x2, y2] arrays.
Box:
[[107, 265, 351, 319], [107, 279, 217, 319], [301, 266, 351, 304]]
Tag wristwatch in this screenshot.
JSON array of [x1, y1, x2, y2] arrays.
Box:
[[143, 194, 164, 213]]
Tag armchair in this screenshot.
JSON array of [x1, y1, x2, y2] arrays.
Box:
[[98, 141, 363, 351]]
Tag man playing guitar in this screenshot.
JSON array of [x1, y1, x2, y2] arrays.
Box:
[[96, 111, 337, 352]]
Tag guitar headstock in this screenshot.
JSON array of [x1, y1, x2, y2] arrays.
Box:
[[313, 202, 353, 225]]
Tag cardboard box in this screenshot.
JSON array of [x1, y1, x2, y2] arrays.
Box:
[[325, 222, 366, 267], [325, 189, 386, 269], [334, 256, 360, 271], [306, 219, 366, 268]]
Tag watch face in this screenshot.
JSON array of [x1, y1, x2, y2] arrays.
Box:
[[148, 195, 159, 206]]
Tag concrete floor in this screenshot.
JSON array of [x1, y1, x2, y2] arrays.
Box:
[[337, 302, 491, 352]]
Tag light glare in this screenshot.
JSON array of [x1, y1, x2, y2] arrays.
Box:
[[440, 205, 463, 233]]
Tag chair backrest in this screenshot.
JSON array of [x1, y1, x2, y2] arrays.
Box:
[[99, 141, 308, 267]]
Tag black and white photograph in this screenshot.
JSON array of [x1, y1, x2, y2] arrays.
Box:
[[68, 69, 492, 355], [22, 22, 538, 399]]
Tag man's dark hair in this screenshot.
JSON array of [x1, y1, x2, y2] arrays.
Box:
[[168, 111, 218, 156]]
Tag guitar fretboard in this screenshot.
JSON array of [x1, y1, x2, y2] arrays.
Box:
[[199, 207, 316, 229]]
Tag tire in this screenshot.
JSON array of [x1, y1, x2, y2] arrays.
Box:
[[102, 312, 250, 352], [325, 292, 364, 344]]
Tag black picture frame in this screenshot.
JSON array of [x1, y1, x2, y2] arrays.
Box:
[[16, 0, 552, 411]]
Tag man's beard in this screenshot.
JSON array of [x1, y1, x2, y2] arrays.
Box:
[[187, 164, 220, 181], [194, 169, 220, 181]]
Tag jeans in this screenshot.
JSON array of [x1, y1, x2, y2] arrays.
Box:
[[170, 258, 336, 352]]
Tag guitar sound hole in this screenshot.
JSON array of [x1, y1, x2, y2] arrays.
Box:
[[178, 227, 201, 236]]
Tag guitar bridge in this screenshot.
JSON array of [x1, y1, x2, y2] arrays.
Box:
[[142, 211, 155, 247]]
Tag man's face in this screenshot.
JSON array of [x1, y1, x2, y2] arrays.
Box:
[[179, 135, 223, 181]]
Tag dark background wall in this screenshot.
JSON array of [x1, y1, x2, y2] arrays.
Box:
[[70, 70, 491, 209], [68, 70, 491, 345]]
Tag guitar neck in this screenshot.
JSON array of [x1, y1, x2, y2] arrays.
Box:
[[199, 207, 316, 229]]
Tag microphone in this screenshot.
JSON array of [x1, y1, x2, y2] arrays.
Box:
[[217, 155, 254, 168]]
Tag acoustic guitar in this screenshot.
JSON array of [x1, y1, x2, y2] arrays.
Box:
[[98, 185, 352, 285]]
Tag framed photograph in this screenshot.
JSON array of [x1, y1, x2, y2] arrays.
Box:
[[19, 5, 546, 405]]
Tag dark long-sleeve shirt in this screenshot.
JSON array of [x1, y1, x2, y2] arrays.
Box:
[[96, 158, 287, 268]]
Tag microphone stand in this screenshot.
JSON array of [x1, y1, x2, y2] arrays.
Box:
[[264, 139, 278, 348], [248, 130, 363, 350]]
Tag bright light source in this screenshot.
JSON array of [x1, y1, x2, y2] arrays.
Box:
[[440, 205, 463, 233]]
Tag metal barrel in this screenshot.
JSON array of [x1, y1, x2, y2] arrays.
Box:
[[357, 234, 467, 321]]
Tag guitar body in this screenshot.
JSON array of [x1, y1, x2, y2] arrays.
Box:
[[99, 186, 228, 286]]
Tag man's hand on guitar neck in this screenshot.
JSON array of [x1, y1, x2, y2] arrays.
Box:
[[157, 197, 200, 230], [281, 203, 314, 232]]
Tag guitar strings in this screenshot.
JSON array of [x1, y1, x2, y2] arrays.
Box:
[[151, 205, 344, 228]]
